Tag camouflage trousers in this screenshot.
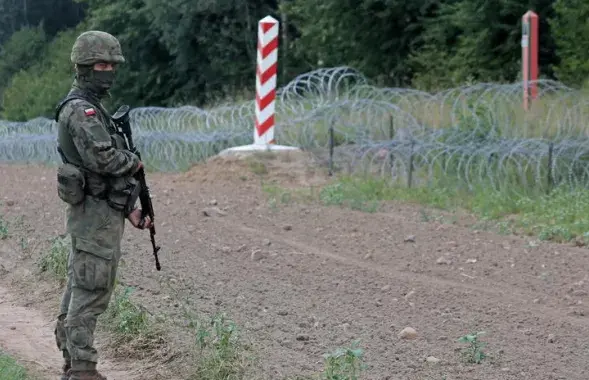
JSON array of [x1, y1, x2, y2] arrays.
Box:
[[54, 196, 125, 372]]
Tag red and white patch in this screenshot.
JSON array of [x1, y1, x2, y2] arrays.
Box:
[[84, 108, 96, 116]]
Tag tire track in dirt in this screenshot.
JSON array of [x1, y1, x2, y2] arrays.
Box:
[[209, 214, 589, 328], [156, 160, 589, 379], [2, 162, 589, 379], [187, 213, 589, 379]]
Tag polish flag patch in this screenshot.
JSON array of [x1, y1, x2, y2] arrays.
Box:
[[84, 108, 96, 116]]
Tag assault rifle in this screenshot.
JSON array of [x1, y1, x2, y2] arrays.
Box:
[[112, 105, 162, 271]]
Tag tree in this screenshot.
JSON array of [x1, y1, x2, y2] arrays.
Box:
[[549, 0, 589, 85], [281, 0, 435, 86], [409, 0, 557, 90]]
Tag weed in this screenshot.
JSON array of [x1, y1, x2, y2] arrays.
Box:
[[263, 184, 294, 208], [319, 181, 380, 212], [265, 173, 589, 245], [99, 282, 165, 359], [38, 235, 69, 282], [0, 215, 9, 239], [321, 340, 366, 380], [0, 352, 35, 380], [248, 159, 268, 176], [102, 284, 151, 338], [188, 312, 253, 380], [457, 331, 487, 364], [166, 278, 256, 380], [262, 182, 317, 209]]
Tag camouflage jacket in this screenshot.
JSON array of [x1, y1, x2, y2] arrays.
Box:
[[55, 85, 139, 198]]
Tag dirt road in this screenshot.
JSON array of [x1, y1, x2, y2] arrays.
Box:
[[1, 153, 588, 379]]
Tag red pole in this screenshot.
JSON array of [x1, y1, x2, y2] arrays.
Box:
[[522, 11, 539, 110]]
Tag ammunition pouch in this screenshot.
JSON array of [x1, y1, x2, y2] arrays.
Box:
[[56, 163, 86, 205], [105, 176, 142, 216]]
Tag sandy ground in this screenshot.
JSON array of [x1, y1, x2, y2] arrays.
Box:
[[1, 151, 589, 380]]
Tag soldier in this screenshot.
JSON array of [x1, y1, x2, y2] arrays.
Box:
[[53, 30, 153, 380]]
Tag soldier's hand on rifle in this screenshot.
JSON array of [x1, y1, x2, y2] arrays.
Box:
[[127, 208, 153, 229], [133, 161, 144, 174]]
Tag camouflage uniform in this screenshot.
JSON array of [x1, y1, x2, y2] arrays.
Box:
[[54, 31, 141, 380]]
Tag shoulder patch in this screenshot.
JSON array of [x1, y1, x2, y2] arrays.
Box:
[[84, 108, 96, 116]]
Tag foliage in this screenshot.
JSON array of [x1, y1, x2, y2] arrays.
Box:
[[0, 214, 8, 239], [38, 235, 70, 283], [457, 332, 488, 364], [0, 352, 35, 380], [0, 0, 586, 120], [264, 172, 589, 246], [102, 284, 151, 339], [0, 24, 46, 101], [1, 26, 82, 121], [549, 0, 589, 84], [321, 341, 366, 380], [280, 0, 431, 86], [409, 0, 558, 89]]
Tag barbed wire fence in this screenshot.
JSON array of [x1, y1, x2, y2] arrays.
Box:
[[1, 66, 589, 195]]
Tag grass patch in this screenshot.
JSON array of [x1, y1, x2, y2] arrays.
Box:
[[170, 281, 257, 380], [248, 160, 268, 176], [262, 182, 318, 209], [38, 235, 69, 283], [187, 312, 254, 380], [99, 282, 165, 359], [263, 174, 589, 245], [99, 276, 370, 380], [183, 307, 367, 380], [0, 352, 35, 380], [0, 214, 10, 240], [102, 284, 151, 338]]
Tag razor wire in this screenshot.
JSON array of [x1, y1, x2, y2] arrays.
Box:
[[1, 65, 589, 193]]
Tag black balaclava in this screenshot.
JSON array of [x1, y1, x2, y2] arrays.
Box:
[[75, 65, 116, 98]]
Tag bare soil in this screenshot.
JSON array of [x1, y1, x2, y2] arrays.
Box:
[[1, 151, 589, 380]]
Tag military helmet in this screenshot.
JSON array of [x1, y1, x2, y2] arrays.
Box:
[[70, 30, 125, 65]]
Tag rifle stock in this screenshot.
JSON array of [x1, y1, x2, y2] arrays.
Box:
[[112, 105, 162, 271]]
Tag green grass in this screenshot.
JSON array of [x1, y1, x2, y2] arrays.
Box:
[[0, 213, 10, 240], [102, 284, 152, 338], [0, 352, 35, 380], [262, 174, 589, 245], [38, 235, 70, 283], [189, 312, 254, 380], [170, 280, 257, 380], [164, 275, 367, 380], [94, 281, 166, 362]]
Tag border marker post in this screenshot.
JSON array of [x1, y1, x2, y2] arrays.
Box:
[[218, 15, 299, 157], [522, 10, 539, 111]]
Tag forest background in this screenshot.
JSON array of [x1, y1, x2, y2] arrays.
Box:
[[0, 0, 586, 121]]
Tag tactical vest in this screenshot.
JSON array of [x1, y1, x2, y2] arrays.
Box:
[[54, 92, 139, 215], [54, 92, 124, 166]]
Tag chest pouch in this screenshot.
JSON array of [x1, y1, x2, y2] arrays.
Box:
[[57, 163, 86, 205], [106, 176, 142, 216]]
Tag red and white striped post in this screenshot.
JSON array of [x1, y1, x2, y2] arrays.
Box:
[[254, 15, 279, 145], [217, 15, 299, 157]]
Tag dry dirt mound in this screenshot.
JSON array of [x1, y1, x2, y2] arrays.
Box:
[[178, 149, 331, 188], [1, 160, 589, 380]]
